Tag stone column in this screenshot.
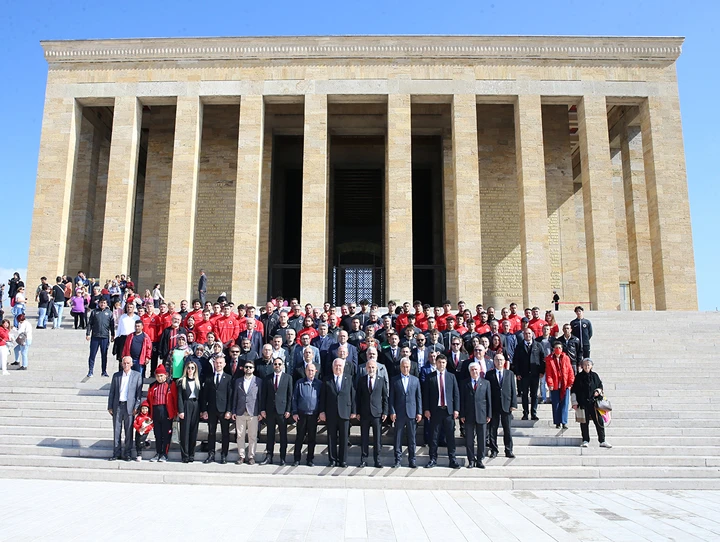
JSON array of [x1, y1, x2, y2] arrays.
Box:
[[442, 131, 458, 304], [577, 95, 620, 310], [385, 94, 413, 304], [27, 96, 81, 283], [299, 94, 329, 306], [514, 95, 551, 307], [232, 95, 265, 304], [256, 125, 273, 302], [163, 96, 203, 302], [639, 95, 698, 310], [451, 94, 483, 303], [99, 96, 142, 281], [620, 124, 655, 309]]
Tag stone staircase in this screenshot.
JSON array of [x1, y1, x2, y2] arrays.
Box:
[[1, 308, 719, 489]]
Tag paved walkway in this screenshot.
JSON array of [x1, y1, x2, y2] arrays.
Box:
[[2, 479, 719, 541]]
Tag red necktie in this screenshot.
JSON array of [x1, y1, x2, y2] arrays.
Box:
[[232, 360, 238, 374], [473, 379, 478, 391], [274, 374, 279, 391], [440, 372, 446, 407]]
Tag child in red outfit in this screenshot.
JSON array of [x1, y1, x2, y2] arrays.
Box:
[[133, 401, 154, 462]]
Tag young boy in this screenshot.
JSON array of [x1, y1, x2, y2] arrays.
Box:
[[146, 365, 177, 462], [133, 400, 154, 462]]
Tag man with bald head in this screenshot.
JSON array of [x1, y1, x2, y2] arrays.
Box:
[[329, 330, 358, 370], [356, 358, 388, 468], [319, 358, 356, 467]]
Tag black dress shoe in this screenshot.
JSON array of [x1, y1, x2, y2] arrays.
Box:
[[189, 457, 194, 463], [358, 461, 367, 468], [182, 458, 189, 463], [307, 460, 314, 467], [220, 455, 227, 464], [108, 456, 118, 461], [328, 461, 335, 467], [477, 461, 485, 469], [562, 424, 568, 430], [449, 461, 461, 469], [531, 415, 539, 421], [123, 456, 131, 462], [203, 455, 215, 464], [556, 424, 561, 429], [374, 462, 383, 469], [259, 456, 273, 465], [340, 462, 348, 468], [521, 414, 529, 420], [279, 459, 286, 466], [466, 461, 474, 469], [505, 451, 516, 458], [292, 460, 300, 467], [392, 461, 401, 468], [409, 461, 417, 469], [425, 459, 436, 469]]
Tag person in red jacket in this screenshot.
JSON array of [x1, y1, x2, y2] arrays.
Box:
[[394, 302, 411, 331], [528, 306, 545, 338], [122, 320, 153, 377], [146, 365, 178, 462], [133, 400, 154, 462], [213, 305, 240, 352], [183, 299, 203, 329], [194, 310, 214, 344], [545, 342, 575, 429]]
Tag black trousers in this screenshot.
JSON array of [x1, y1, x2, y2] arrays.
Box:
[[72, 311, 86, 329], [360, 416, 382, 463], [464, 421, 487, 463], [152, 405, 172, 456], [489, 411, 513, 454], [327, 417, 350, 464], [580, 343, 591, 359], [207, 411, 231, 456], [135, 431, 149, 455], [429, 408, 456, 462], [180, 398, 200, 460], [393, 416, 417, 462], [519, 373, 540, 416], [265, 412, 289, 460], [581, 405, 606, 443], [294, 413, 318, 462], [150, 343, 160, 376]]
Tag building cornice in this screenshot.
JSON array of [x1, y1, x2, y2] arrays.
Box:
[[41, 35, 683, 65]]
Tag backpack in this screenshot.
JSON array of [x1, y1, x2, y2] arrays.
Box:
[[16, 332, 27, 346]]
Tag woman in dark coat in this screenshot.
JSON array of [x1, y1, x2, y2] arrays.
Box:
[[177, 360, 203, 463], [571, 358, 612, 449]]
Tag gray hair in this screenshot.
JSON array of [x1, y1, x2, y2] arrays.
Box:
[[467, 361, 480, 371]]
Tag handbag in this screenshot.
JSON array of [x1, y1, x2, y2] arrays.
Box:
[[171, 420, 180, 444], [16, 332, 27, 346], [574, 407, 586, 423], [595, 395, 612, 412]]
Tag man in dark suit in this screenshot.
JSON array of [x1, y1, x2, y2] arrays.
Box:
[[201, 353, 233, 464], [293, 346, 323, 384], [292, 334, 321, 369], [389, 358, 422, 468], [107, 356, 143, 461], [319, 358, 356, 467], [237, 317, 263, 356], [512, 328, 545, 420], [486, 353, 517, 458], [260, 358, 293, 465], [328, 330, 359, 371], [460, 361, 492, 468], [355, 358, 388, 468], [382, 332, 403, 377], [422, 354, 460, 469], [447, 337, 468, 377], [198, 270, 207, 305]]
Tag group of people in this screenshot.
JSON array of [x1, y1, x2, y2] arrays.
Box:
[[97, 272, 611, 467]]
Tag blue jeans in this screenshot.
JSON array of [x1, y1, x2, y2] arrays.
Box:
[[550, 389, 570, 425], [540, 374, 547, 401], [53, 302, 64, 328], [14, 343, 29, 368], [88, 337, 109, 375], [37, 307, 48, 328], [12, 304, 25, 328]]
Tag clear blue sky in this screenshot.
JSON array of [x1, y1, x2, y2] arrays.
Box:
[[1, 0, 717, 309]]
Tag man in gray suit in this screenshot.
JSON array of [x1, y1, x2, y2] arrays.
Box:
[[107, 356, 143, 461], [231, 359, 263, 464], [460, 361, 492, 469], [389, 358, 422, 468]]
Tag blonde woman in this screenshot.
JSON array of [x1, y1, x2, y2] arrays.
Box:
[[177, 360, 203, 463]]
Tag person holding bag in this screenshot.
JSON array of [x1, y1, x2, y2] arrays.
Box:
[[571, 358, 612, 448]]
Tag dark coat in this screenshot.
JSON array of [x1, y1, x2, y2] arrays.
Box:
[[485, 368, 517, 414], [512, 339, 546, 376], [262, 371, 293, 416], [201, 372, 232, 414], [320, 372, 356, 421], [389, 374, 422, 419], [460, 377, 492, 424], [422, 370, 460, 415], [355, 372, 389, 419]]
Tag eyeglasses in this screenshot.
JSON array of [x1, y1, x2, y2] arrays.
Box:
[[244, 365, 254, 369], [452, 343, 461, 347], [272, 362, 283, 367], [230, 351, 240, 354]]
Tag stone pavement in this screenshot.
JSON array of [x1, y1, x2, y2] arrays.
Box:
[[1, 479, 719, 541]]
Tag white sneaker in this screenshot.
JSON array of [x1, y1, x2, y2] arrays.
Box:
[[2, 371, 8, 376], [580, 441, 589, 448], [599, 442, 613, 449], [135, 456, 142, 462]]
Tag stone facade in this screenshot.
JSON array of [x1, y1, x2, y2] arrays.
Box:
[[27, 35, 698, 310]]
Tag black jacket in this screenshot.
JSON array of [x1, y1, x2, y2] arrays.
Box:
[[571, 370, 604, 408], [558, 335, 582, 364], [460, 377, 492, 424], [320, 373, 356, 421], [570, 318, 593, 346], [512, 340, 546, 376], [263, 371, 293, 416], [355, 373, 389, 419], [201, 372, 232, 414], [486, 368, 517, 414], [177, 378, 203, 414], [422, 370, 460, 416]]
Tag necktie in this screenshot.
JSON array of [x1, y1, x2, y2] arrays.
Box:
[[215, 373, 220, 387], [472, 379, 477, 391], [368, 376, 373, 393], [274, 374, 279, 391], [499, 371, 503, 386], [335, 376, 340, 392], [439, 372, 446, 407]]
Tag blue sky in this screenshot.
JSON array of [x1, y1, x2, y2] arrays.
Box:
[[1, 0, 717, 309]]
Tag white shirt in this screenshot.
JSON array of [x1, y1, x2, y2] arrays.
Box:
[[119, 371, 131, 402], [117, 314, 140, 336], [188, 380, 197, 399], [214, 372, 223, 386], [243, 376, 253, 393], [401, 374, 409, 392], [436, 370, 446, 407]]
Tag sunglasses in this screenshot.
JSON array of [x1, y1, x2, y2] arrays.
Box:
[[244, 365, 254, 369], [272, 362, 283, 366]]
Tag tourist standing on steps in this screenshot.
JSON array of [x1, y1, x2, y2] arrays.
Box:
[[512, 327, 545, 421], [113, 302, 140, 367], [51, 277, 66, 329], [570, 306, 593, 359], [177, 360, 203, 463], [486, 353, 517, 459], [146, 365, 177, 463], [198, 270, 207, 306], [545, 342, 575, 430], [571, 358, 612, 449], [108, 356, 143, 461], [86, 298, 115, 377], [0, 319, 10, 375], [11, 314, 32, 370]]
